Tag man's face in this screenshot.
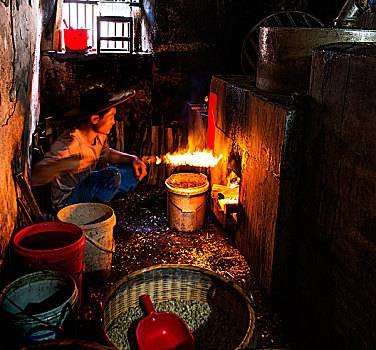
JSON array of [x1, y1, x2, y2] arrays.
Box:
[[93, 107, 116, 134]]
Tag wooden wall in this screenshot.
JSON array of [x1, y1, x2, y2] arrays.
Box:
[[291, 42, 376, 349]]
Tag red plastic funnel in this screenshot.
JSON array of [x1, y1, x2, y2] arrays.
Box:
[[136, 294, 195, 350]]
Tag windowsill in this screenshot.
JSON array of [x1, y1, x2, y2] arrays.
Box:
[[42, 50, 154, 61]]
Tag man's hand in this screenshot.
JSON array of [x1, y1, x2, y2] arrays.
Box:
[[132, 156, 147, 181], [108, 149, 147, 181]]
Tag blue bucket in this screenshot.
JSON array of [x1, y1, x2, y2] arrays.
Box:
[[0, 270, 78, 342]]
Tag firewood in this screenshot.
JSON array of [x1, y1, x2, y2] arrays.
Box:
[[139, 124, 149, 157], [45, 117, 53, 146], [115, 120, 125, 152], [165, 127, 174, 177], [158, 126, 166, 185], [147, 125, 159, 185]]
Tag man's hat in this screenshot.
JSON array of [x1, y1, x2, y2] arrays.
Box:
[[64, 86, 136, 119]]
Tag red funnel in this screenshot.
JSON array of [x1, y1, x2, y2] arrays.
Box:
[[136, 294, 195, 350]]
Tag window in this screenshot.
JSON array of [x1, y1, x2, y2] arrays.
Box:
[[61, 0, 152, 54]]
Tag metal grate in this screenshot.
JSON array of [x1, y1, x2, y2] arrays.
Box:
[[97, 16, 133, 53]]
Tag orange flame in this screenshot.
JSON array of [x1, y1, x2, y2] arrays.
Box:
[[159, 149, 223, 167]]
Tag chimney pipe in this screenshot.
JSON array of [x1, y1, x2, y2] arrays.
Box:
[[333, 0, 370, 28]]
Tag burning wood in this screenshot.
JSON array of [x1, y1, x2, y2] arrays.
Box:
[[211, 184, 239, 213], [209, 172, 240, 231]]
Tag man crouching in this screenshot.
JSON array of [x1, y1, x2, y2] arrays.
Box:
[[31, 86, 147, 212]]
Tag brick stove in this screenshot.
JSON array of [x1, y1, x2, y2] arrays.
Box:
[[206, 75, 305, 298]]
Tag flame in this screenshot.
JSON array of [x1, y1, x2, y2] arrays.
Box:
[[162, 149, 223, 167], [219, 197, 239, 205]]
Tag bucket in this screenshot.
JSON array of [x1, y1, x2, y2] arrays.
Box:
[[165, 173, 209, 232], [61, 28, 91, 53], [0, 270, 78, 343], [57, 203, 116, 282], [12, 222, 85, 307]]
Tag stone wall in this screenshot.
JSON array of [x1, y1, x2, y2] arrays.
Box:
[[0, 0, 41, 273]]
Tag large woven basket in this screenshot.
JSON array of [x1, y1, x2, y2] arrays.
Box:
[[101, 264, 256, 349]]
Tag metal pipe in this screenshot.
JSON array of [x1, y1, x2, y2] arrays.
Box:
[[333, 0, 370, 28]]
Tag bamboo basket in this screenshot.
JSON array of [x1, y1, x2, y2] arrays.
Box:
[[101, 264, 257, 349]]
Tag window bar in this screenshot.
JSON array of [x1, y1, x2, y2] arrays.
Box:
[[84, 3, 87, 28], [122, 22, 125, 49], [96, 18, 100, 53], [114, 21, 117, 50], [69, 4, 72, 27], [92, 4, 95, 49], [131, 21, 133, 53], [76, 2, 79, 29], [107, 21, 109, 49]]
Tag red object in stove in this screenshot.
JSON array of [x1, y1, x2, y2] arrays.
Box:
[[136, 294, 195, 350], [207, 92, 217, 150]]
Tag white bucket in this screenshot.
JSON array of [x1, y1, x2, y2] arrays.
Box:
[[165, 173, 209, 232], [57, 203, 116, 281], [0, 270, 78, 342]]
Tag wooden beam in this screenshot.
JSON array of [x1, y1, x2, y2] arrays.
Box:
[[147, 126, 159, 185], [15, 173, 44, 223]]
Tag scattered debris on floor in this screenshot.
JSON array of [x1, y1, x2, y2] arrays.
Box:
[[75, 184, 292, 349]]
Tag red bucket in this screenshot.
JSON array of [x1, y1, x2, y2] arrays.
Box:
[[63, 28, 90, 53], [12, 222, 86, 307]]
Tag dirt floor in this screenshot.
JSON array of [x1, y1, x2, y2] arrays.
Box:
[[3, 184, 293, 349], [75, 184, 293, 350]]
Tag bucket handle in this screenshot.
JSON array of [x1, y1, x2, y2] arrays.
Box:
[[25, 303, 71, 342], [169, 193, 208, 213], [84, 233, 116, 254], [57, 302, 72, 328]]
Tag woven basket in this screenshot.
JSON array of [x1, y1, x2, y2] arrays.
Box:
[[101, 264, 256, 349]]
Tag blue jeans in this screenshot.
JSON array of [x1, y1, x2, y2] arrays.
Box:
[[62, 163, 139, 207]]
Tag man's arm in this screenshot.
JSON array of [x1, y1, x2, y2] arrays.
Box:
[[108, 148, 147, 181], [31, 155, 92, 186]]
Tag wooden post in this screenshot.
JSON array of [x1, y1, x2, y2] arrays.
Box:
[[52, 0, 64, 51], [165, 127, 174, 177], [139, 126, 147, 155], [54, 120, 64, 139], [158, 127, 166, 185], [173, 127, 183, 174], [15, 173, 44, 223], [45, 117, 53, 146], [147, 125, 159, 185], [115, 120, 125, 152]]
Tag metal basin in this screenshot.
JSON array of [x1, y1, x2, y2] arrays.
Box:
[[256, 27, 376, 95]]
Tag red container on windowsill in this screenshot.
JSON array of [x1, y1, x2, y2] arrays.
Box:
[[61, 27, 91, 53]]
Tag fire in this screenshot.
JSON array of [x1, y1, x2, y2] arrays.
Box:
[[158, 149, 223, 168], [211, 171, 240, 216]]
